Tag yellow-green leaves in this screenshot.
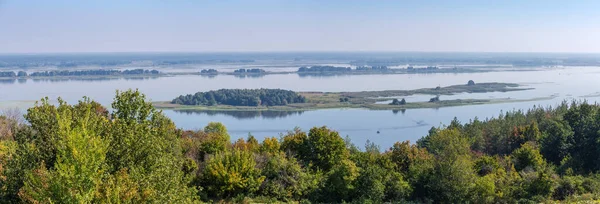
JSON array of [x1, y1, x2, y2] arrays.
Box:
[[202, 149, 264, 198]]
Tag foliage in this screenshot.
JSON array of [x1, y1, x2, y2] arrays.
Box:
[[200, 149, 264, 199], [233, 68, 266, 74], [390, 98, 406, 105], [258, 153, 318, 201], [5, 91, 600, 203], [172, 88, 306, 106], [511, 142, 546, 172], [429, 95, 440, 102]]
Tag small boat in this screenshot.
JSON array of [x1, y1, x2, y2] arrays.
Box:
[[376, 131, 380, 134]]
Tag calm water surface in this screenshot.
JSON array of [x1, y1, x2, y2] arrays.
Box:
[[1, 67, 599, 148]]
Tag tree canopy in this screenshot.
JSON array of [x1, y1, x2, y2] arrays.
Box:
[[3, 92, 600, 203], [171, 89, 307, 106]]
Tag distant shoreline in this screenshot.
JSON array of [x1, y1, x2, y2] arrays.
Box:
[[0, 67, 542, 80]]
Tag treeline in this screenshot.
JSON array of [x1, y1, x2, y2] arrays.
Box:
[[298, 66, 352, 72], [171, 89, 307, 106], [297, 65, 392, 73], [233, 68, 266, 74], [200, 69, 218, 75], [0, 69, 159, 78], [4, 91, 600, 203], [356, 65, 389, 71]]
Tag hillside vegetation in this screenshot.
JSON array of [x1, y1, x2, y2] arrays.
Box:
[[1, 90, 600, 203]]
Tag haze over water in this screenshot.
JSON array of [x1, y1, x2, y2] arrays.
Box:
[[1, 53, 599, 148]]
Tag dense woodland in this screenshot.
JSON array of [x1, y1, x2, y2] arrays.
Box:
[[171, 89, 307, 106], [2, 90, 600, 203], [0, 69, 159, 78]]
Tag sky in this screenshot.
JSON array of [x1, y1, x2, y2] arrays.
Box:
[[1, 0, 600, 53]]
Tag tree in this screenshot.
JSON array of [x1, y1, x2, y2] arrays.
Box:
[[306, 126, 349, 171], [512, 142, 546, 172], [468, 80, 476, 86], [318, 159, 359, 202], [258, 153, 318, 201], [429, 96, 440, 103], [19, 109, 108, 203], [106, 90, 198, 202], [390, 98, 406, 105], [539, 119, 573, 165], [201, 150, 264, 199], [420, 129, 477, 203]]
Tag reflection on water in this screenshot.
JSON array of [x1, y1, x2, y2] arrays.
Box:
[[392, 109, 406, 114], [0, 76, 160, 84], [200, 75, 217, 79], [31, 76, 158, 83], [233, 74, 265, 79], [2, 66, 600, 147], [174, 109, 304, 120], [0, 79, 16, 84]]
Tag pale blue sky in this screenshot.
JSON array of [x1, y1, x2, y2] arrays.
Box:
[[1, 0, 599, 53]]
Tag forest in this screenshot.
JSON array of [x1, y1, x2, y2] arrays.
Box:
[[171, 89, 307, 107], [2, 90, 600, 203]]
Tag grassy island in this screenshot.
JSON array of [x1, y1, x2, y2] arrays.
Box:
[[155, 82, 543, 111]]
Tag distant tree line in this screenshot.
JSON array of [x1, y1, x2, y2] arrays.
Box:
[[407, 66, 439, 72], [298, 66, 352, 72], [200, 69, 218, 75], [0, 69, 159, 78], [233, 68, 266, 74], [298, 65, 392, 73], [0, 72, 16, 78], [356, 66, 389, 71], [171, 89, 307, 106]]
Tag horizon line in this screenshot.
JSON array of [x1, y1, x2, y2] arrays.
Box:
[[2, 50, 600, 55]]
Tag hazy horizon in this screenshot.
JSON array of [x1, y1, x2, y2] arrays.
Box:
[[1, 0, 599, 53]]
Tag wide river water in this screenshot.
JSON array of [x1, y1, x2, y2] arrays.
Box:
[[1, 66, 599, 148]]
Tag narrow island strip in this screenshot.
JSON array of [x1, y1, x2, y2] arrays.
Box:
[[153, 81, 553, 111]]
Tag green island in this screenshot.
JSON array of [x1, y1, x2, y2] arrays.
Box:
[[154, 82, 544, 111]]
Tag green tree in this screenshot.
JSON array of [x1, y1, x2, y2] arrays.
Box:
[[201, 149, 264, 199], [539, 119, 573, 166], [19, 105, 108, 203], [318, 159, 359, 202], [204, 122, 230, 140], [107, 89, 197, 203], [306, 126, 349, 171], [511, 142, 545, 172], [258, 153, 318, 201], [421, 129, 477, 203]]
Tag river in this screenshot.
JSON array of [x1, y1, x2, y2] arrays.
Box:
[[1, 66, 599, 148]]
